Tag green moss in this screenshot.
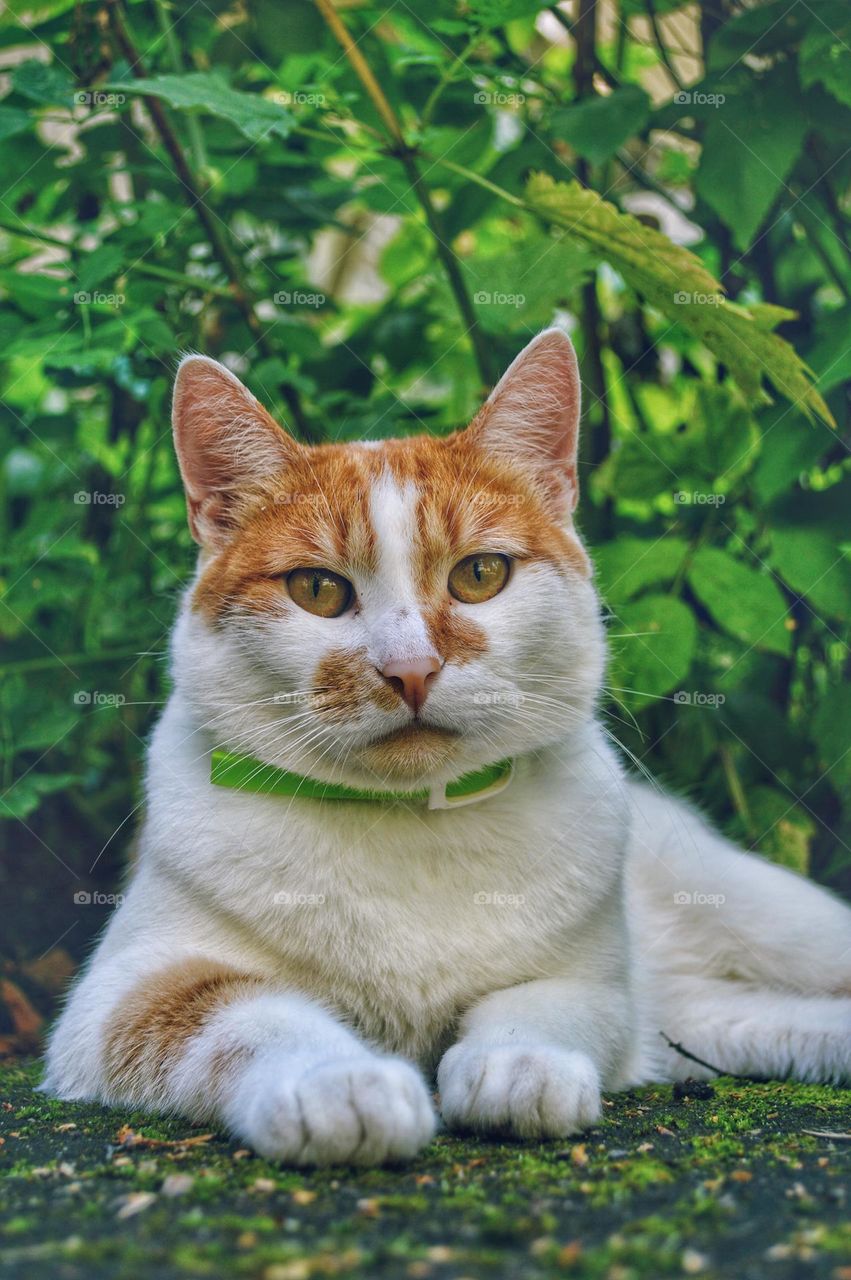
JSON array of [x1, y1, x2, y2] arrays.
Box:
[[2, 1059, 850, 1279]]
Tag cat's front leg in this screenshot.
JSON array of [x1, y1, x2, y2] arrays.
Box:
[[438, 976, 635, 1139], [46, 955, 436, 1166]]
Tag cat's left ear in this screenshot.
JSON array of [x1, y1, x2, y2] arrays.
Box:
[[467, 328, 581, 518], [172, 354, 299, 547]]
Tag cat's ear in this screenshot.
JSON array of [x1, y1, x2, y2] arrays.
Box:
[[172, 355, 298, 547], [468, 328, 581, 517]]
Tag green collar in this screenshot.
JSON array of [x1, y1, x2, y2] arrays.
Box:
[[210, 749, 514, 810]]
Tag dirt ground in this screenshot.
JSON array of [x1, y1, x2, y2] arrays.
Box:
[[1, 1059, 850, 1280]]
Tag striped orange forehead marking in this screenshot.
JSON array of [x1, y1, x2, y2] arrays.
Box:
[[191, 430, 589, 624]]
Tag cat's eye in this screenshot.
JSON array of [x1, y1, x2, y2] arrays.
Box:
[[448, 553, 510, 604], [287, 568, 353, 618]]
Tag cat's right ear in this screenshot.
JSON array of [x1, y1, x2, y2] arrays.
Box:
[[172, 355, 298, 547]]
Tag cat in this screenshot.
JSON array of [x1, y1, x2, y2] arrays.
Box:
[[44, 329, 851, 1165]]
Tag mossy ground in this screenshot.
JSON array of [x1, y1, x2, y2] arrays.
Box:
[[1, 1059, 849, 1280]]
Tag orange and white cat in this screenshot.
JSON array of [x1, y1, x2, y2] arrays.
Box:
[[44, 330, 851, 1164]]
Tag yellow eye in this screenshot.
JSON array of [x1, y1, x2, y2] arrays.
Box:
[[448, 553, 510, 604], [287, 568, 353, 618]]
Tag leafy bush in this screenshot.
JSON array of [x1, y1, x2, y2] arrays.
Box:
[[1, 0, 849, 977]]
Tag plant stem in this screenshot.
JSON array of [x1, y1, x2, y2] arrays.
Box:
[[313, 0, 494, 387], [0, 650, 159, 677], [106, 0, 319, 442], [152, 0, 208, 172], [646, 0, 686, 94]]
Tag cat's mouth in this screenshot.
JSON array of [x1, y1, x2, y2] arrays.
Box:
[[358, 723, 461, 781]]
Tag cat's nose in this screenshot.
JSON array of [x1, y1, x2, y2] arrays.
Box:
[[380, 656, 441, 714]]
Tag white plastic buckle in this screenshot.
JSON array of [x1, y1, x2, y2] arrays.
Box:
[[427, 760, 514, 811]]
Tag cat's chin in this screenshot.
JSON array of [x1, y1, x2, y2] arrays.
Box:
[[357, 724, 461, 782]]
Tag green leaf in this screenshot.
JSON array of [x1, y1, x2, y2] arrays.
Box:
[[812, 683, 851, 789], [769, 478, 851, 622], [10, 59, 74, 105], [800, 3, 851, 107], [524, 173, 834, 426], [106, 73, 295, 143], [551, 86, 651, 165], [0, 771, 80, 821], [0, 105, 32, 142], [687, 546, 791, 656], [609, 595, 697, 704], [696, 66, 807, 251], [466, 0, 549, 27], [746, 786, 814, 874], [593, 536, 689, 607]]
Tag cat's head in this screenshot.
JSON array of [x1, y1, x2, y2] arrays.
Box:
[[171, 329, 605, 789]]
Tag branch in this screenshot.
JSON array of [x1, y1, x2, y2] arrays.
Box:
[[107, 0, 319, 442], [313, 0, 495, 388], [659, 1031, 752, 1081], [646, 0, 686, 94]]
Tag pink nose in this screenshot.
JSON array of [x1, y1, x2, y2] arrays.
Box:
[[381, 656, 441, 714]]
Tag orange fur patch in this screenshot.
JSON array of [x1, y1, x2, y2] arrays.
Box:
[[102, 958, 265, 1098], [360, 725, 460, 779], [313, 648, 399, 720]]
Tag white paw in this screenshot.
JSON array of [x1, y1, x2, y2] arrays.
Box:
[[438, 1043, 602, 1139], [235, 1055, 436, 1166]]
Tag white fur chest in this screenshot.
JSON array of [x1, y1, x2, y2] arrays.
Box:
[[140, 699, 629, 1063]]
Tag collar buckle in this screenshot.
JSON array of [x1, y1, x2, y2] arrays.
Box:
[[427, 759, 514, 810]]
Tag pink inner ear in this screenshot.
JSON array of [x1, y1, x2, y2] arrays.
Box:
[[172, 355, 295, 545], [473, 328, 582, 517]]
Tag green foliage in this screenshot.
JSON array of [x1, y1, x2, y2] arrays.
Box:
[[1, 0, 849, 962]]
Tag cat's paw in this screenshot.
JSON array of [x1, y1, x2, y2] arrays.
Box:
[[235, 1055, 436, 1166], [438, 1043, 601, 1138]]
